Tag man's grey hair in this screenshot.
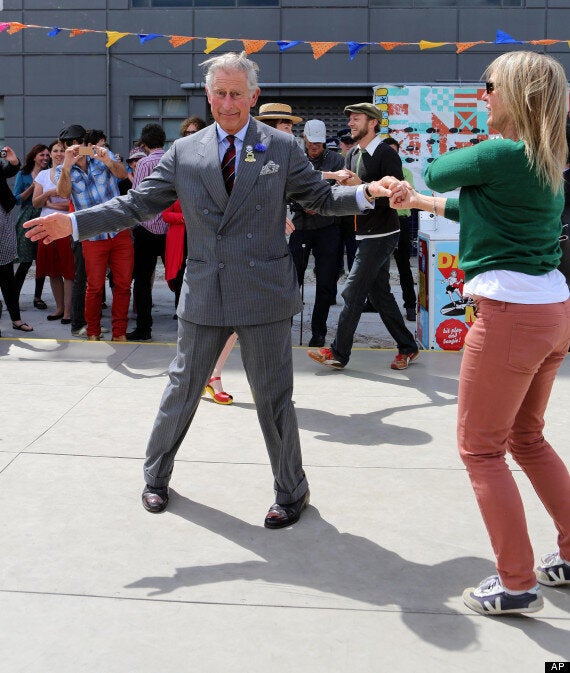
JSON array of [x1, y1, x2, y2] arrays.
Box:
[[201, 51, 260, 95]]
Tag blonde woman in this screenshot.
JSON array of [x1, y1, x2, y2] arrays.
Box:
[[392, 51, 570, 615]]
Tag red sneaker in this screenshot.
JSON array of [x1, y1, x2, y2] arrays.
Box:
[[390, 351, 420, 370], [307, 347, 345, 369]]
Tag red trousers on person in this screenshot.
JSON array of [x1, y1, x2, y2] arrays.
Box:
[[82, 230, 134, 339], [458, 296, 570, 591]]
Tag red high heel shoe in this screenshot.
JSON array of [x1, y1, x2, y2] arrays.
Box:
[[203, 377, 233, 405]]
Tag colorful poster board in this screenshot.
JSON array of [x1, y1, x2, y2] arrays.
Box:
[[418, 235, 476, 351], [372, 85, 492, 195]]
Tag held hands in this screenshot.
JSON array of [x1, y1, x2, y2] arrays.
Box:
[[24, 213, 73, 245], [331, 169, 361, 186], [367, 176, 406, 200]]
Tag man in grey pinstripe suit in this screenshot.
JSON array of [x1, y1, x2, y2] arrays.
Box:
[[25, 52, 397, 528]]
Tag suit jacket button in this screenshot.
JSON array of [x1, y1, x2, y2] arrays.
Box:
[[216, 234, 222, 240], [218, 262, 225, 269], [203, 209, 209, 215], [246, 233, 253, 239], [255, 205, 261, 211], [249, 261, 255, 267]]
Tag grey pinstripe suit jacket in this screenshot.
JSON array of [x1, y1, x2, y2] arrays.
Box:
[[74, 118, 361, 326]]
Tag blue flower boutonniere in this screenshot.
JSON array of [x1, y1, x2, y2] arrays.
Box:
[[254, 143, 267, 153]]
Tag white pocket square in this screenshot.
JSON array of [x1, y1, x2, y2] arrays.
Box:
[[260, 160, 279, 176]]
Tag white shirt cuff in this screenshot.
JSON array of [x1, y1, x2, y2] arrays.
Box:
[[356, 184, 374, 211]]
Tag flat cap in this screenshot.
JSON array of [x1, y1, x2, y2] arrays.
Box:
[[343, 102, 383, 121]]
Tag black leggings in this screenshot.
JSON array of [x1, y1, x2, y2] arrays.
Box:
[[0, 262, 22, 322], [14, 261, 45, 301]]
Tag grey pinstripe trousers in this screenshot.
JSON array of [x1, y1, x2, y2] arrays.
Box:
[[143, 317, 308, 505]]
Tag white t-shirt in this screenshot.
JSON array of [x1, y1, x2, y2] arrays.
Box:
[[35, 168, 69, 217]]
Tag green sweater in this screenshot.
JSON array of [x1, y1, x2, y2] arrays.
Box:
[[424, 138, 563, 282]]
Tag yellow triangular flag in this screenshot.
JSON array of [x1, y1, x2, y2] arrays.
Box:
[[419, 40, 447, 50], [106, 31, 129, 48], [310, 41, 338, 60], [204, 37, 230, 54]]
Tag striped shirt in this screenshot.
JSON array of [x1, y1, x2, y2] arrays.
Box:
[[132, 148, 167, 235]]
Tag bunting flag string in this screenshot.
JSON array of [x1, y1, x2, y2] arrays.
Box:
[[0, 22, 568, 60]]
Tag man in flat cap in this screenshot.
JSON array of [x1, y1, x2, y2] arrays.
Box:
[[308, 102, 419, 371]]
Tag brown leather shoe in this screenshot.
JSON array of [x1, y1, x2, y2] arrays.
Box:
[[141, 485, 169, 513], [264, 489, 310, 529]]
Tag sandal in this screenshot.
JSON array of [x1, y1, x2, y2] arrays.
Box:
[[203, 377, 233, 405], [13, 322, 34, 332], [33, 298, 47, 310]]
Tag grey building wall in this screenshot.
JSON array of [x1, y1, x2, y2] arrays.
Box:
[[0, 0, 568, 158]]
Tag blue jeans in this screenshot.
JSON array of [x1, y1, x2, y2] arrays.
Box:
[[331, 232, 417, 365]]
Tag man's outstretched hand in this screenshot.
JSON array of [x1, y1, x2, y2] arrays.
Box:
[[24, 214, 73, 245]]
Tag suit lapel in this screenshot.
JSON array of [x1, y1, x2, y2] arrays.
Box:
[[198, 124, 229, 213], [219, 119, 269, 228]]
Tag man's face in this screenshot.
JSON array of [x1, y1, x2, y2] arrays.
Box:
[[206, 69, 260, 135], [305, 138, 325, 160], [348, 113, 376, 142]]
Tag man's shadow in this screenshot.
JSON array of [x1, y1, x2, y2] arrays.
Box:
[[127, 491, 492, 651]]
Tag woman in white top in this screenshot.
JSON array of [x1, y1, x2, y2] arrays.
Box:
[[32, 140, 73, 323]]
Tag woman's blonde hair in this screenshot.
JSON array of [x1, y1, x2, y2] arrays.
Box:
[[484, 51, 568, 193]]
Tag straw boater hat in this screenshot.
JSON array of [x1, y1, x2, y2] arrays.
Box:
[[254, 103, 303, 124]]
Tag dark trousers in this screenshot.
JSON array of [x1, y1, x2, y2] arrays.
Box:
[[393, 215, 416, 310], [331, 233, 417, 365], [289, 224, 340, 341], [133, 226, 166, 333], [337, 216, 358, 275], [71, 241, 87, 331]]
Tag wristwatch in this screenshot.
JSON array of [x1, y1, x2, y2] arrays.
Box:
[[363, 183, 375, 200]]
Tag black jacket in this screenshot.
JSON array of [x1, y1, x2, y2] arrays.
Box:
[[345, 140, 403, 237], [290, 149, 345, 230], [0, 159, 20, 214]]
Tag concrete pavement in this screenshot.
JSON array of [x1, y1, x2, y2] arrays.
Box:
[[1, 267, 569, 672]]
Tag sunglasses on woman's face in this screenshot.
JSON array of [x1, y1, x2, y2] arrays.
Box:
[[485, 81, 496, 94]]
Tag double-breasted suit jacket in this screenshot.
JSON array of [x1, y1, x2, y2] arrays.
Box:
[[73, 118, 361, 327]]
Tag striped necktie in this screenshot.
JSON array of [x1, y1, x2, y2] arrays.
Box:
[[221, 134, 236, 194]]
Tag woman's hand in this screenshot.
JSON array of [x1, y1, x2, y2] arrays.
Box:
[[285, 217, 295, 234], [1, 146, 20, 166]]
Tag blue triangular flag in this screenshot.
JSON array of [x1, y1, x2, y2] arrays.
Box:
[[348, 41, 367, 60], [495, 29, 522, 44], [277, 40, 302, 51], [138, 33, 163, 44], [47, 27, 62, 37]]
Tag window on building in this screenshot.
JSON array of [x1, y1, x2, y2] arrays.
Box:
[[132, 0, 278, 7], [131, 97, 190, 149], [371, 0, 522, 5]]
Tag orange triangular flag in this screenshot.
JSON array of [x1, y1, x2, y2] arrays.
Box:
[[379, 42, 406, 51], [242, 39, 268, 55], [169, 35, 194, 48], [106, 31, 129, 48], [529, 39, 560, 45], [70, 29, 90, 37], [204, 37, 230, 54], [456, 40, 485, 53], [309, 41, 338, 60], [8, 22, 26, 34], [419, 40, 448, 50]]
